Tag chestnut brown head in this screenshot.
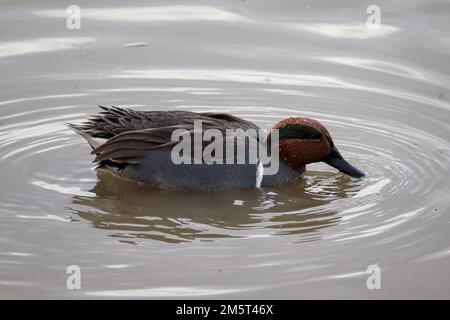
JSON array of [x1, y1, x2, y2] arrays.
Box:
[[271, 117, 365, 178]]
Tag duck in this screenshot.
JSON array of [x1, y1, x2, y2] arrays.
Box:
[[68, 106, 364, 191]]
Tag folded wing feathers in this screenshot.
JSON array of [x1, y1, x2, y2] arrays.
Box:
[[91, 126, 191, 163], [70, 105, 260, 164]]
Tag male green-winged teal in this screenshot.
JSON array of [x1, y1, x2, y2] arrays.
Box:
[[68, 106, 364, 191]]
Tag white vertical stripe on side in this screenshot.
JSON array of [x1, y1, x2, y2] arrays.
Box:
[[255, 160, 264, 188]]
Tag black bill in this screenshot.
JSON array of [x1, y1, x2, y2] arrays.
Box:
[[322, 146, 365, 178]]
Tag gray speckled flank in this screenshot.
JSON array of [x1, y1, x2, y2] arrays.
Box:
[[107, 149, 302, 191]]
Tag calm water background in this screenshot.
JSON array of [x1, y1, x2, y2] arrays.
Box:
[[1, 0, 450, 299]]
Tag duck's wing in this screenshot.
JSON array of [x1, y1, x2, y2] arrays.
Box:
[[69, 106, 201, 139], [91, 125, 191, 164], [70, 106, 261, 164], [69, 106, 259, 138], [92, 122, 261, 164], [198, 111, 260, 131]]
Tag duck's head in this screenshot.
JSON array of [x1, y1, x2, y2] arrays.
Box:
[[271, 117, 365, 178]]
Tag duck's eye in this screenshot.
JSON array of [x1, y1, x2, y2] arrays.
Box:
[[278, 124, 322, 140]]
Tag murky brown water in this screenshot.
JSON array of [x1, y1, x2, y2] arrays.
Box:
[[1, 0, 450, 299]]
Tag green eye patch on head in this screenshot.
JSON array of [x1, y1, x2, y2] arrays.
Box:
[[278, 124, 322, 140]]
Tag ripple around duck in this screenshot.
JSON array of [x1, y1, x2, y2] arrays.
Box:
[[0, 67, 449, 253]]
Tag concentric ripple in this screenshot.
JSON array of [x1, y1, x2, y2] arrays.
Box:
[[1, 73, 449, 249]]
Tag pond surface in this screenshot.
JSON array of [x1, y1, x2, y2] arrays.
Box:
[[1, 0, 450, 298]]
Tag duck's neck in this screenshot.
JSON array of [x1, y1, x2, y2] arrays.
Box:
[[277, 142, 309, 172]]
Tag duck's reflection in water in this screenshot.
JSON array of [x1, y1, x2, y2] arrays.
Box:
[[70, 171, 362, 244]]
